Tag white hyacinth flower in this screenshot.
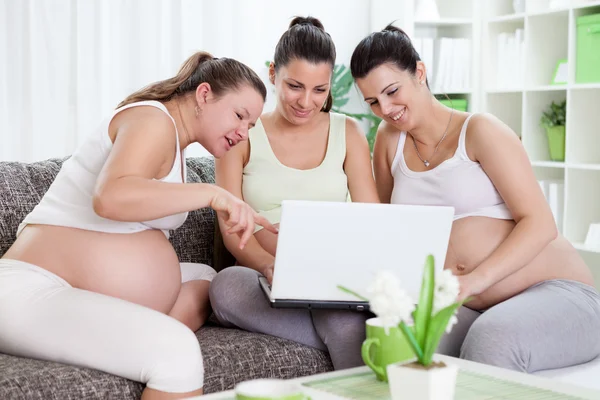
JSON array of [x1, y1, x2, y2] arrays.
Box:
[[433, 269, 460, 314], [367, 270, 415, 334], [433, 269, 461, 333]]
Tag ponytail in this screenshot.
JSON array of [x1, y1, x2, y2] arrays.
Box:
[[118, 51, 266, 108]]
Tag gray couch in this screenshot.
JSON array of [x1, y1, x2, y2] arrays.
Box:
[[0, 157, 333, 399]]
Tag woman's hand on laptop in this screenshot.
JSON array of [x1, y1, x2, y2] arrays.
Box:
[[210, 187, 278, 249], [260, 262, 274, 285]]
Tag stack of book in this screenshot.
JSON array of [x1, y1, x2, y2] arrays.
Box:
[[495, 29, 525, 89], [538, 179, 564, 232], [413, 37, 471, 93]]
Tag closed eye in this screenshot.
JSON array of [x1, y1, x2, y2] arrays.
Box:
[[288, 84, 301, 90], [368, 100, 379, 106], [236, 113, 242, 120], [387, 88, 398, 96]]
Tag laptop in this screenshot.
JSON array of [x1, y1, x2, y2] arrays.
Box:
[[259, 200, 454, 311]]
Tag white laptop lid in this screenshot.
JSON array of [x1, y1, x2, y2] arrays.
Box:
[[271, 200, 454, 302]]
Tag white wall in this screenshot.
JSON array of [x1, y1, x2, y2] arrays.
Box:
[[0, 0, 384, 162]]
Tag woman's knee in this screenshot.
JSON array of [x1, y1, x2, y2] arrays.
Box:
[[143, 320, 204, 393], [209, 266, 261, 325], [312, 310, 368, 344], [460, 316, 528, 372]]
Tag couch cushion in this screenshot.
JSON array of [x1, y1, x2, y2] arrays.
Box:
[[201, 326, 333, 392], [0, 158, 64, 258], [0, 157, 216, 265], [0, 325, 333, 399]]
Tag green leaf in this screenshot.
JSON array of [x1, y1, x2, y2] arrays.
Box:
[[336, 285, 369, 301], [333, 98, 350, 108], [414, 255, 435, 351], [264, 61, 271, 68], [422, 302, 462, 365], [540, 100, 566, 129], [399, 321, 424, 362]]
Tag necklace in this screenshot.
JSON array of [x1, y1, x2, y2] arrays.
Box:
[[410, 108, 454, 167]]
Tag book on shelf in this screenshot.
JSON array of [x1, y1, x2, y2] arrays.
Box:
[[495, 29, 524, 88], [538, 179, 564, 232], [413, 37, 470, 93]]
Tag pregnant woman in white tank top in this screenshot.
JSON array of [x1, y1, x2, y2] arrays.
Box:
[[350, 26, 600, 373], [0, 52, 275, 399]]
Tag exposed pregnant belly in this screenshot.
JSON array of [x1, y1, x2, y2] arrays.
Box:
[[4, 225, 182, 314], [444, 217, 593, 310]]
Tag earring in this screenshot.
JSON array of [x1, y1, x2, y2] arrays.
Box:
[[195, 105, 200, 117], [420, 81, 425, 85]]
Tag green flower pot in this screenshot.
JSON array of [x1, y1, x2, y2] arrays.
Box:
[[545, 125, 565, 161]]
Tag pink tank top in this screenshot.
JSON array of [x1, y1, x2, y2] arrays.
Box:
[[390, 114, 513, 220]]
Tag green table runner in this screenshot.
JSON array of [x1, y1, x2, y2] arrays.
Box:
[[302, 370, 586, 400]]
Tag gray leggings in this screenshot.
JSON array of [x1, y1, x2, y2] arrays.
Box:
[[438, 279, 600, 373], [209, 267, 369, 370]]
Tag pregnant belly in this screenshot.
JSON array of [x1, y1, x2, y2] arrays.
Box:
[[6, 225, 183, 314], [443, 217, 592, 310]]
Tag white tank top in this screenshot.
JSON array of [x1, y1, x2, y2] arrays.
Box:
[[17, 100, 188, 239], [390, 114, 513, 220]]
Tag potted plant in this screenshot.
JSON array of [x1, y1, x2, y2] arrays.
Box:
[[339, 255, 464, 400], [540, 100, 566, 161]]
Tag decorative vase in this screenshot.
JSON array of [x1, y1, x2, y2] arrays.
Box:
[[545, 125, 565, 161], [387, 360, 458, 400], [414, 0, 440, 21]]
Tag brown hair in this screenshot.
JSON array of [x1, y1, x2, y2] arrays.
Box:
[[350, 24, 427, 87], [118, 51, 267, 108], [273, 16, 336, 112]]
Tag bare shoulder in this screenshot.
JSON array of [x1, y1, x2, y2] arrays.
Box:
[[377, 120, 401, 142], [108, 105, 176, 146], [373, 120, 401, 155], [467, 113, 519, 143], [466, 112, 523, 160], [219, 138, 250, 167], [344, 115, 367, 144]]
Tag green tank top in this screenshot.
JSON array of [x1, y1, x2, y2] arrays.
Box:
[[242, 112, 349, 232]]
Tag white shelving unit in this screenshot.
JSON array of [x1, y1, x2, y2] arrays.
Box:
[[482, 0, 600, 282], [399, 0, 483, 112], [395, 0, 600, 284]]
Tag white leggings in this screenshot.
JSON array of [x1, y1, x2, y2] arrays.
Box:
[[0, 259, 216, 393]]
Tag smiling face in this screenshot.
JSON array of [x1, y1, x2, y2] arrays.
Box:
[[355, 62, 427, 132], [194, 84, 264, 158], [271, 59, 332, 125]]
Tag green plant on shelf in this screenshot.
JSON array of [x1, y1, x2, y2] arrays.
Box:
[[265, 61, 382, 152], [540, 100, 566, 162], [540, 100, 566, 128]]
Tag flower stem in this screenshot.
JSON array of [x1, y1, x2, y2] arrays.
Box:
[[336, 285, 369, 302], [399, 321, 424, 363]]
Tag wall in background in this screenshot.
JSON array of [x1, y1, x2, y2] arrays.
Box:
[[0, 0, 395, 162]]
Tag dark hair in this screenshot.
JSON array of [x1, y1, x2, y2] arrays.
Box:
[[118, 51, 267, 108], [273, 16, 336, 112], [350, 24, 425, 86]]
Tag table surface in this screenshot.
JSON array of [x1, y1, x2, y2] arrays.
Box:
[[194, 355, 600, 400]]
